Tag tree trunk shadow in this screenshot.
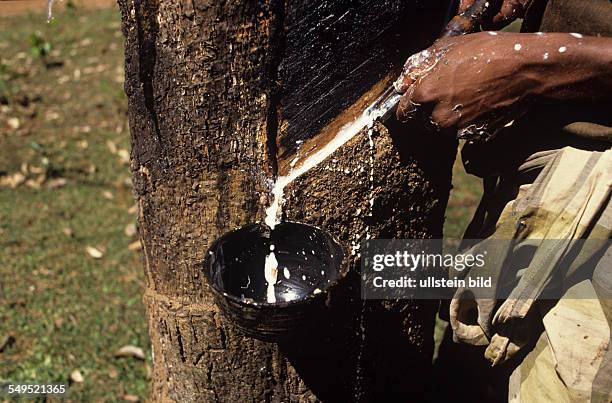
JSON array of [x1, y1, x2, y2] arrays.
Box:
[[279, 271, 435, 402]]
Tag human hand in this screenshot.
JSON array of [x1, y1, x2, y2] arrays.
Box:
[[394, 31, 601, 139], [450, 0, 538, 33], [395, 32, 536, 138]]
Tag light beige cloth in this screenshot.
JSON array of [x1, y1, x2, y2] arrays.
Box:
[[450, 146, 612, 402]]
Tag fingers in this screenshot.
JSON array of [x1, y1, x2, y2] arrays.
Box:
[[396, 87, 418, 123], [394, 46, 446, 94], [450, 0, 532, 33], [394, 50, 435, 122], [458, 0, 477, 14], [483, 0, 531, 30], [394, 43, 453, 126], [393, 69, 415, 95], [396, 87, 441, 132], [442, 0, 504, 37]]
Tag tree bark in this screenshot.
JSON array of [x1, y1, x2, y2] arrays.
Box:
[[118, 0, 455, 401]]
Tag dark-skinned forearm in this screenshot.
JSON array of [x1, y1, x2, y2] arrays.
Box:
[[522, 34, 612, 104]]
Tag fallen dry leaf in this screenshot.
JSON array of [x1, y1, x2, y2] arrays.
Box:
[[121, 395, 140, 402], [124, 223, 137, 237], [128, 240, 142, 251], [46, 111, 60, 121], [85, 246, 104, 259], [25, 173, 47, 188], [7, 117, 20, 130], [46, 178, 67, 189], [70, 369, 84, 383], [37, 267, 52, 276], [106, 140, 118, 154], [117, 149, 130, 165], [23, 181, 38, 189], [0, 334, 16, 352], [29, 165, 46, 174], [114, 345, 145, 360], [83, 64, 108, 75], [85, 163, 97, 174], [0, 172, 26, 188]]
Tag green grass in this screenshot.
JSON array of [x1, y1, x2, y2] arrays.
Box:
[[444, 148, 483, 240], [0, 6, 149, 402], [0, 4, 483, 401]]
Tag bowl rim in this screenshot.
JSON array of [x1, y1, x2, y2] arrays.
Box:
[[203, 220, 349, 308]]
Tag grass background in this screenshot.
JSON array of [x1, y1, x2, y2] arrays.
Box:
[[1, 5, 149, 402], [0, 4, 481, 401]]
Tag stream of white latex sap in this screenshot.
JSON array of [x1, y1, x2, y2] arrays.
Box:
[[262, 92, 399, 303], [264, 244, 278, 303]]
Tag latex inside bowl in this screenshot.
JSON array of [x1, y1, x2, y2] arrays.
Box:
[[206, 221, 345, 305]]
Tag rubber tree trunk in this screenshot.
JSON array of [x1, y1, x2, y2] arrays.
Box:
[[118, 0, 456, 401]]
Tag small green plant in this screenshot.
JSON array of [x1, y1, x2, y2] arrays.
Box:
[[29, 32, 52, 59]]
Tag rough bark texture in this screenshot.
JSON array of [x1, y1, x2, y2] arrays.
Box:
[[119, 0, 455, 401]]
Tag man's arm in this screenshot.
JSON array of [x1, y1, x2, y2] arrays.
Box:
[[395, 32, 612, 134]]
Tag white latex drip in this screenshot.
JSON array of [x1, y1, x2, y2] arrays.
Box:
[[47, 0, 56, 22], [262, 89, 398, 305], [264, 92, 399, 229], [264, 247, 278, 303]]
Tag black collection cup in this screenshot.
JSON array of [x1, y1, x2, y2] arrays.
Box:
[[203, 221, 348, 342]]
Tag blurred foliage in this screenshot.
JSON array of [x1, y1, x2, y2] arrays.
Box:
[[29, 32, 52, 59]]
